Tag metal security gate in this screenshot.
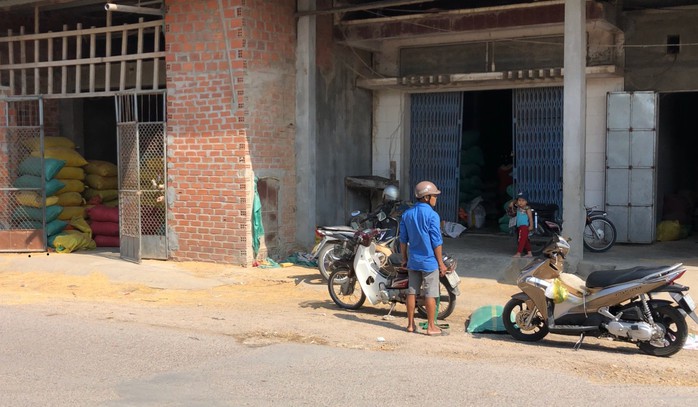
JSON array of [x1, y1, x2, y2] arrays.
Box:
[[606, 92, 657, 243], [513, 87, 563, 213], [115, 91, 167, 263], [409, 92, 463, 222], [0, 97, 47, 251]]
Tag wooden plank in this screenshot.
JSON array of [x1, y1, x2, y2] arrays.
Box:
[[136, 18, 143, 91], [75, 23, 82, 94], [89, 27, 96, 93], [20, 26, 26, 95], [34, 7, 39, 95], [61, 25, 68, 95], [8, 29, 15, 92], [0, 52, 166, 70], [152, 24, 160, 90], [105, 11, 112, 92], [0, 20, 162, 42], [120, 25, 127, 91], [47, 32, 53, 94]]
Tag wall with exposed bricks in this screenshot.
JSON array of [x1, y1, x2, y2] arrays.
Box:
[[164, 0, 296, 265]]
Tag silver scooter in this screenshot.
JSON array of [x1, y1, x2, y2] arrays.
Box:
[[503, 235, 698, 357]]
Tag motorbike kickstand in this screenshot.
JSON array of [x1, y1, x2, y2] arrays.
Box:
[[382, 303, 397, 320], [573, 333, 586, 351]]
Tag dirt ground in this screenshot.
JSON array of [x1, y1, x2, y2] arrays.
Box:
[[1, 260, 698, 388]]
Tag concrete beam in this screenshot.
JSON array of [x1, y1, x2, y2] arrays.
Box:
[[295, 0, 317, 247], [562, 0, 587, 269]]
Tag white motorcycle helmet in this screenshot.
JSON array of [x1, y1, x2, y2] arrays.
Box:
[[383, 185, 399, 202]]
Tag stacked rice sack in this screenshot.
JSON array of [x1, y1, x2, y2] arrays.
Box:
[[12, 151, 67, 240], [86, 205, 119, 247], [29, 137, 89, 223], [83, 160, 119, 207], [48, 216, 96, 254]]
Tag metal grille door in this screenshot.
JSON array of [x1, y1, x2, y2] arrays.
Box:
[[115, 91, 167, 263], [0, 97, 46, 251], [410, 92, 463, 222], [513, 87, 563, 213], [606, 92, 657, 243]]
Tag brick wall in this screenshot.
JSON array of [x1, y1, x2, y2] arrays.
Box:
[[243, 0, 297, 254], [164, 0, 296, 265]]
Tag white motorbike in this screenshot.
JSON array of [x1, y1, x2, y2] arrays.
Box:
[[503, 235, 698, 357], [327, 228, 461, 320]]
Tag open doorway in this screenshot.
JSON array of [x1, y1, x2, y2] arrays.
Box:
[[657, 92, 698, 240], [459, 90, 513, 234]]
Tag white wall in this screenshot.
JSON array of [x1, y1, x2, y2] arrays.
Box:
[[372, 90, 405, 195], [584, 77, 624, 209]]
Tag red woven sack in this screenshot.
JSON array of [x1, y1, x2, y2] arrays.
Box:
[[94, 235, 120, 247], [87, 205, 119, 223], [90, 221, 119, 236]]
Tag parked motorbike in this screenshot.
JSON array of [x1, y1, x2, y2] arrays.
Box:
[[314, 201, 404, 280], [517, 204, 617, 255], [327, 228, 461, 320], [311, 225, 359, 280], [502, 234, 698, 357], [583, 206, 617, 252]]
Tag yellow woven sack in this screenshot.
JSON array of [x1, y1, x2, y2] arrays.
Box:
[[16, 191, 59, 208], [32, 147, 88, 167], [56, 191, 84, 206], [657, 220, 681, 242], [56, 166, 86, 180], [52, 230, 96, 253], [85, 174, 118, 190], [84, 188, 118, 202], [58, 206, 87, 221], [69, 216, 92, 236], [84, 160, 118, 177], [24, 136, 76, 150], [55, 179, 85, 194]]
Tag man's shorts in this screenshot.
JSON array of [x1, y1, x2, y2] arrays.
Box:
[[407, 269, 440, 297]]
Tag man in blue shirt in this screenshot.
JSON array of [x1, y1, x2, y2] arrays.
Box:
[[400, 180, 448, 335]]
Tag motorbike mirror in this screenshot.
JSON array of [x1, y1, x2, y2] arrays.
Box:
[[377, 211, 387, 222]]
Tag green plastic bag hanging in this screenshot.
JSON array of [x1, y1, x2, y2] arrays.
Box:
[[252, 177, 265, 257]]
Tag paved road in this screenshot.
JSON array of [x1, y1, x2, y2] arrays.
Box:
[[2, 305, 698, 407]]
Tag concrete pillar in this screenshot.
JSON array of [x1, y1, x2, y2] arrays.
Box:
[[563, 0, 587, 269], [295, 0, 317, 247]]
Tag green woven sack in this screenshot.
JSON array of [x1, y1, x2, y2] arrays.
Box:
[[466, 305, 507, 333]]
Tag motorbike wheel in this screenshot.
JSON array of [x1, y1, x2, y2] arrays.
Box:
[[638, 305, 687, 357], [502, 297, 549, 342], [583, 216, 617, 252], [416, 279, 457, 320], [327, 267, 366, 310], [317, 243, 341, 280]]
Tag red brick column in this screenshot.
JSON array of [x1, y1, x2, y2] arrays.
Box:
[[164, 0, 296, 265], [165, 0, 250, 264]]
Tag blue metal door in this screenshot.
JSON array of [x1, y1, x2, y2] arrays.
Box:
[[513, 87, 563, 214], [410, 92, 463, 222]]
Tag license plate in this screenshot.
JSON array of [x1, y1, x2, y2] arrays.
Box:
[[683, 294, 696, 311]]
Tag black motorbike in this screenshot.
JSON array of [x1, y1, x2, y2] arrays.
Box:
[[520, 203, 617, 255]]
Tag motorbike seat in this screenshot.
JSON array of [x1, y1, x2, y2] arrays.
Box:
[[321, 225, 356, 233], [585, 264, 677, 289]]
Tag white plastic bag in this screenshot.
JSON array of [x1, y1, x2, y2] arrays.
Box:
[[443, 221, 466, 238]]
